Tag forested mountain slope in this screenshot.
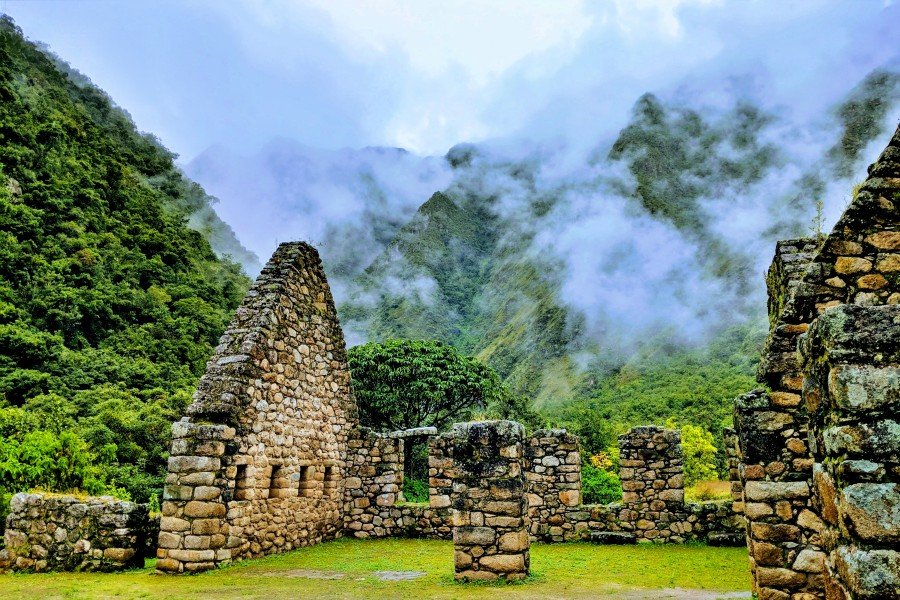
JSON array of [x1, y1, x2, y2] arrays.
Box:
[[342, 68, 900, 445], [0, 16, 252, 507]]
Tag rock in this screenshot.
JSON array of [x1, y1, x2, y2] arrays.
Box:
[[479, 553, 525, 573], [589, 531, 636, 544], [453, 527, 495, 546]]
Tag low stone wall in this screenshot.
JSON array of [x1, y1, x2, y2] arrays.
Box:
[[343, 426, 448, 539], [0, 493, 148, 572], [800, 304, 900, 600], [449, 421, 530, 582]]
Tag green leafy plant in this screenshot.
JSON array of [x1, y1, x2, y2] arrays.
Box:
[[401, 478, 428, 504], [348, 339, 539, 431]]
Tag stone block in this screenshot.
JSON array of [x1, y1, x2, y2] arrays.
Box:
[[480, 553, 525, 573], [454, 526, 496, 546]]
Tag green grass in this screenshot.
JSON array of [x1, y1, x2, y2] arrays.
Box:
[[0, 538, 751, 599]]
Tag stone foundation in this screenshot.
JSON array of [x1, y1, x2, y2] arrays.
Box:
[[0, 492, 148, 572], [449, 421, 530, 582]]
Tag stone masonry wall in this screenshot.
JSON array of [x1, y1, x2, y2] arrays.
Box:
[[733, 124, 900, 599], [524, 429, 582, 541], [450, 421, 530, 582], [157, 242, 358, 573], [343, 426, 446, 539], [619, 426, 686, 542], [800, 303, 900, 599], [724, 427, 745, 517], [0, 492, 148, 572]]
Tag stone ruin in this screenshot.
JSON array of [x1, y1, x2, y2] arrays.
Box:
[[145, 238, 745, 576], [447, 421, 530, 581], [156, 242, 357, 573], [7, 127, 896, 597], [731, 124, 900, 600], [0, 493, 151, 572]]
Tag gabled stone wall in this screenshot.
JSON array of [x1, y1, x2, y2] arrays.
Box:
[[0, 493, 149, 572], [800, 304, 900, 599], [157, 242, 358, 573]]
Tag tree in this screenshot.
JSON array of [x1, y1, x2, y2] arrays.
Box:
[[347, 339, 538, 431], [668, 419, 719, 486]]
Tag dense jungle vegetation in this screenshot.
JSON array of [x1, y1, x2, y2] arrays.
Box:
[[0, 16, 252, 518]]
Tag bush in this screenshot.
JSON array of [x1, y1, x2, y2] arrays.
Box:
[[671, 421, 719, 487], [685, 480, 731, 503], [581, 463, 622, 504], [402, 478, 428, 503]]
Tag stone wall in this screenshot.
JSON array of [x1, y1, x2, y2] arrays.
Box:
[[800, 304, 900, 600], [524, 429, 582, 541], [0, 493, 148, 572], [520, 426, 743, 545], [343, 426, 448, 539], [157, 242, 358, 573], [733, 124, 900, 599], [619, 426, 686, 542], [724, 427, 745, 515], [449, 421, 530, 582]]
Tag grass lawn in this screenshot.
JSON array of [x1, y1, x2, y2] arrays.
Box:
[[0, 538, 751, 599]]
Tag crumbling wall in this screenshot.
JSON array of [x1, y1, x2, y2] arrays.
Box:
[[521, 426, 743, 544], [0, 493, 148, 572], [734, 124, 900, 599], [343, 426, 449, 539], [723, 427, 745, 517], [618, 426, 686, 542], [449, 421, 530, 582], [524, 429, 582, 541], [157, 242, 358, 573], [800, 303, 900, 599]]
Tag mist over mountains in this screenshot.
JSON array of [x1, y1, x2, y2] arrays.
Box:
[[186, 65, 900, 406]]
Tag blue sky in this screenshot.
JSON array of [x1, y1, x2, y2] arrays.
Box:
[[5, 0, 899, 161]]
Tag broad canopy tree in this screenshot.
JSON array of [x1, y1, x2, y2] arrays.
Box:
[[347, 339, 538, 432]]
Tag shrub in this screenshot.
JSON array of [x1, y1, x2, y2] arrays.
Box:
[[402, 478, 428, 503], [581, 463, 622, 504], [685, 480, 731, 503]]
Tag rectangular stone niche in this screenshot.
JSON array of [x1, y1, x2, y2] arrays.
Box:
[[448, 420, 530, 582]]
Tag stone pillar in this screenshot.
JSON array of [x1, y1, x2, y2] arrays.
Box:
[[156, 420, 234, 573], [524, 429, 582, 542], [800, 304, 900, 600], [723, 427, 746, 522], [618, 426, 684, 542], [450, 421, 530, 582]]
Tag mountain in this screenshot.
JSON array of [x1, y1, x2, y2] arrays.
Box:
[[0, 16, 252, 506], [341, 68, 900, 421]]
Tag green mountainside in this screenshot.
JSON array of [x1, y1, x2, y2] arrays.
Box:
[[341, 70, 900, 456], [0, 16, 252, 507]]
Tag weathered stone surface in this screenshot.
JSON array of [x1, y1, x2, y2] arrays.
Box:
[[157, 242, 358, 574], [1, 492, 149, 573], [840, 483, 900, 543]]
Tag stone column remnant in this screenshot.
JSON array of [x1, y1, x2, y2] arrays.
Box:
[[618, 426, 684, 542], [449, 420, 530, 581]]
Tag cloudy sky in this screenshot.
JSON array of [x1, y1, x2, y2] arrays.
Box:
[[5, 0, 899, 162]]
